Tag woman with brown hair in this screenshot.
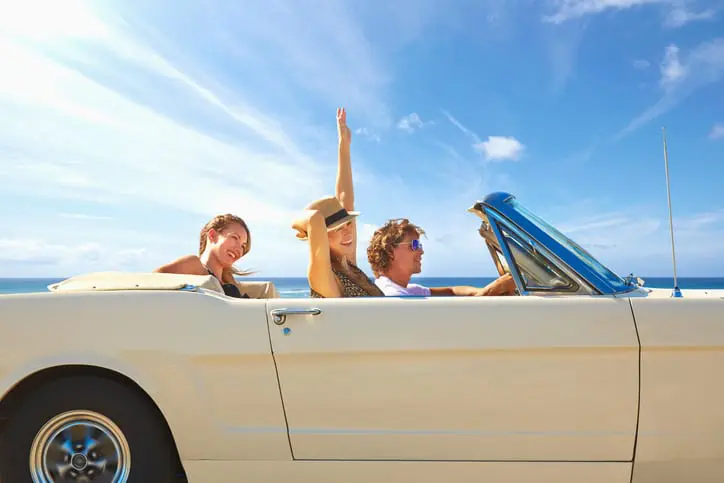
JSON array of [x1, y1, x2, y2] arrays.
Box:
[[154, 213, 253, 298], [291, 108, 384, 298]]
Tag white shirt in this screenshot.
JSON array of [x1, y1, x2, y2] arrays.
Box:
[[374, 276, 432, 297]]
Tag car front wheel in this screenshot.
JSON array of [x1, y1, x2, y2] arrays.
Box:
[[0, 374, 179, 483]]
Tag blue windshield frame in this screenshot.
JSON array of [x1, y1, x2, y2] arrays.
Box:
[[478, 192, 632, 295]]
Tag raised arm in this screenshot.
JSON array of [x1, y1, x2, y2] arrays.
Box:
[[292, 210, 342, 298], [335, 107, 354, 211], [334, 107, 357, 263]]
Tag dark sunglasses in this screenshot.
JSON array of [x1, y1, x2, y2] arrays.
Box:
[[400, 239, 423, 251]]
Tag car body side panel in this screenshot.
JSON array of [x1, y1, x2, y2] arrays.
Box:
[[267, 296, 639, 462], [630, 297, 724, 483], [183, 460, 632, 483], [0, 290, 291, 461]]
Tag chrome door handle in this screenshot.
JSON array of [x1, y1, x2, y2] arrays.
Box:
[[270, 307, 322, 325]]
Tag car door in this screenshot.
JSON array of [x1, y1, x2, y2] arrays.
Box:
[[177, 295, 291, 461], [266, 295, 639, 462]]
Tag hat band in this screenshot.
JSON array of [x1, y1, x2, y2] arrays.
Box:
[[325, 208, 351, 227]]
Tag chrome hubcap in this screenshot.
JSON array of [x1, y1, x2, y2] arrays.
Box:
[[29, 410, 131, 483], [71, 453, 88, 470]]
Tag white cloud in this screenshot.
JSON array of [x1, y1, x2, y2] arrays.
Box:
[[355, 127, 381, 143], [633, 59, 651, 70], [441, 110, 524, 162], [660, 44, 687, 88], [396, 112, 432, 133], [664, 5, 717, 28], [617, 38, 724, 139], [474, 136, 525, 162], [543, 0, 718, 29], [709, 122, 724, 139], [542, 0, 664, 24]]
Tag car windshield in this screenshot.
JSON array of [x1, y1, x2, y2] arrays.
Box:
[[507, 198, 629, 292]]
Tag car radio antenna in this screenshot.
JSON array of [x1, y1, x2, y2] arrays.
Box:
[[662, 127, 682, 298]]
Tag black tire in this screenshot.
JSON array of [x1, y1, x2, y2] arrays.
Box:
[[0, 374, 178, 483]]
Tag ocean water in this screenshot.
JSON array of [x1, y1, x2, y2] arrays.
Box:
[[1, 276, 723, 298]]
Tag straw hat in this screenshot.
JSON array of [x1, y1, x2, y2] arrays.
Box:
[[297, 196, 359, 240]]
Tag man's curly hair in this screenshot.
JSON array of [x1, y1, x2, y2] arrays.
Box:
[[367, 218, 426, 278]]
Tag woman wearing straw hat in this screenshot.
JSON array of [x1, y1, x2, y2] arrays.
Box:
[[291, 108, 384, 298]]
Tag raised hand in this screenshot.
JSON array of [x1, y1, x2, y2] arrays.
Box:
[[337, 107, 351, 146]]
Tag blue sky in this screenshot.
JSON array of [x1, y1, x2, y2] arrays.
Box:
[[0, 0, 722, 279]]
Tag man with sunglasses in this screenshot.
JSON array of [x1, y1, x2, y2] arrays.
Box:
[[366, 218, 516, 297]]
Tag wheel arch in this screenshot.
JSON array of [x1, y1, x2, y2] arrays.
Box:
[[0, 363, 187, 480]]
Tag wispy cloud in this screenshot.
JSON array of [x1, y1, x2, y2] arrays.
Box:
[[0, 238, 147, 271], [633, 59, 651, 70], [543, 15, 591, 94], [664, 5, 717, 28], [0, 0, 402, 277], [355, 127, 381, 143], [709, 122, 724, 139], [441, 110, 482, 143], [396, 112, 433, 133], [551, 206, 724, 275], [558, 213, 637, 235], [543, 0, 718, 28], [542, 0, 665, 24], [101, 0, 395, 130], [0, 37, 320, 219], [432, 140, 466, 163], [675, 209, 724, 230], [616, 38, 724, 139], [660, 44, 687, 88]]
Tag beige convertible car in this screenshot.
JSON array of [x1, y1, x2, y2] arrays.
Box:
[[0, 192, 722, 483]]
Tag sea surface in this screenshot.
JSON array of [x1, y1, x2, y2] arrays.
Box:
[[1, 276, 723, 298]]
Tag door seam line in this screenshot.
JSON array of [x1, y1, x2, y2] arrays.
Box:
[[264, 302, 295, 460], [627, 298, 642, 483]]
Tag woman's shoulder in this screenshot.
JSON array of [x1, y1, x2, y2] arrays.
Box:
[[153, 254, 206, 276]]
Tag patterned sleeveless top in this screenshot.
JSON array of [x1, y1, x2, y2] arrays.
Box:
[[310, 262, 384, 298]]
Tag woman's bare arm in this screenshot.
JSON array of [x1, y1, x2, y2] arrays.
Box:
[[292, 210, 341, 298], [153, 255, 205, 276], [334, 107, 357, 264], [335, 107, 354, 211]]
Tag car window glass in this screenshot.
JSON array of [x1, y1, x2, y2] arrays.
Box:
[[498, 224, 577, 292]]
